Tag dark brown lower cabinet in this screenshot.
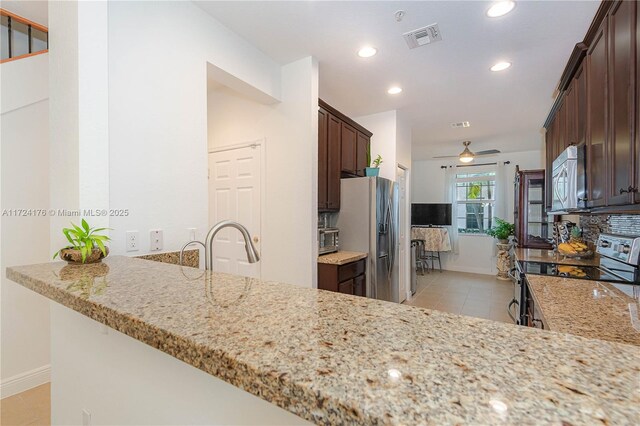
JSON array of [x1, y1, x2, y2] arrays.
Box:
[[318, 258, 366, 297]]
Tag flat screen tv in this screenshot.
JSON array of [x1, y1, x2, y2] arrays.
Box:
[[411, 203, 452, 226]]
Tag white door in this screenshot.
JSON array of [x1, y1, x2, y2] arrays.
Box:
[[397, 166, 408, 302], [208, 144, 262, 278]]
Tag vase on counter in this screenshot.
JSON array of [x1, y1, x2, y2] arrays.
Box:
[[496, 242, 512, 281], [365, 167, 380, 177]]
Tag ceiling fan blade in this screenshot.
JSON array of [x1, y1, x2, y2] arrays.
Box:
[[475, 149, 501, 156], [432, 155, 460, 159]]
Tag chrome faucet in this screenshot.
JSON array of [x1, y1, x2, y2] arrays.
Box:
[[180, 220, 260, 270]]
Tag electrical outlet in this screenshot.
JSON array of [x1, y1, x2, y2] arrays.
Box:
[[82, 409, 91, 426], [125, 231, 139, 252], [188, 228, 197, 241], [150, 229, 163, 251]]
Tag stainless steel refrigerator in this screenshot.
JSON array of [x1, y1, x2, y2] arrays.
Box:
[[336, 177, 399, 303]]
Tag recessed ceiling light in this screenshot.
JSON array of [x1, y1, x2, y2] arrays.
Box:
[[487, 1, 516, 18], [357, 46, 378, 58], [490, 61, 512, 72], [387, 86, 402, 95]]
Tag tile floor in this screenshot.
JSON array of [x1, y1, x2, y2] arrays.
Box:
[[1, 383, 50, 426], [0, 271, 513, 426], [404, 270, 516, 324]]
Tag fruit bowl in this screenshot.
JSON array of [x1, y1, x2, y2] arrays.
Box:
[[558, 249, 594, 260], [557, 241, 594, 259]]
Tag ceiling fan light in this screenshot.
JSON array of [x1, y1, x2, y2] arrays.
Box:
[[459, 145, 474, 163]]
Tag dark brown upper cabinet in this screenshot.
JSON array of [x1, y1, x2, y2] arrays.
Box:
[[341, 123, 357, 175], [327, 114, 342, 210], [586, 21, 608, 208], [608, 0, 635, 206], [356, 132, 369, 177], [318, 108, 329, 210], [544, 0, 639, 212], [318, 99, 373, 212], [636, 0, 640, 204]]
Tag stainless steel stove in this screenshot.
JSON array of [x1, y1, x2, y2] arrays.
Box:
[[519, 233, 640, 285], [509, 233, 640, 325]]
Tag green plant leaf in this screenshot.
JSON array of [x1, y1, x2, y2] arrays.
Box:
[[62, 229, 75, 245], [72, 223, 86, 238], [95, 239, 107, 256], [53, 251, 59, 260], [81, 218, 90, 233], [80, 245, 87, 263]]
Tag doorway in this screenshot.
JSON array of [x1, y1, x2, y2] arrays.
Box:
[[208, 141, 263, 278], [397, 164, 409, 302]]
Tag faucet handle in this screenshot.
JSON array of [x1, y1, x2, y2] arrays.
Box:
[[253, 236, 260, 244]]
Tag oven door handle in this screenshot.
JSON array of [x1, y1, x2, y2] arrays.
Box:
[[507, 299, 518, 323]]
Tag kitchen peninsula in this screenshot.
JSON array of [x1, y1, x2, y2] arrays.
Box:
[[7, 256, 640, 425]]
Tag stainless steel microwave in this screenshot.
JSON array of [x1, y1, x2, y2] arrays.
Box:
[[551, 145, 586, 212], [318, 227, 339, 255]]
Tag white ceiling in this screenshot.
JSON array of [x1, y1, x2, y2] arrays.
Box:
[[198, 1, 600, 160]]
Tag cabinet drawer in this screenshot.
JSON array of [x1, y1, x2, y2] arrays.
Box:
[[338, 259, 365, 282], [354, 274, 365, 297]]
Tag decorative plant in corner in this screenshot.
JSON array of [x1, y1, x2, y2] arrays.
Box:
[[365, 144, 383, 177], [53, 219, 111, 264], [486, 217, 515, 244]]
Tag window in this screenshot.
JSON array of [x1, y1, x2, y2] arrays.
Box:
[[455, 169, 496, 234]]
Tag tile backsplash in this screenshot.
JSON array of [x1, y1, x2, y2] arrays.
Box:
[[577, 214, 640, 244]]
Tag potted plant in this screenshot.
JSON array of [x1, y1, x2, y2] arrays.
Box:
[[486, 218, 515, 244], [365, 145, 382, 177], [53, 219, 111, 264]]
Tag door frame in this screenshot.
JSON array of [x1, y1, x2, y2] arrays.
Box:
[[208, 138, 266, 279], [396, 163, 410, 302]]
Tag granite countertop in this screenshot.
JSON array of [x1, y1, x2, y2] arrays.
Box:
[[514, 248, 600, 266], [526, 274, 640, 345], [317, 251, 367, 265], [7, 256, 640, 425]]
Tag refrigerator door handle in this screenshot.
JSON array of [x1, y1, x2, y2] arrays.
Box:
[[386, 201, 393, 277]]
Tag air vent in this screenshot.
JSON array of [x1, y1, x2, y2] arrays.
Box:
[[451, 121, 470, 129], [403, 23, 442, 49]]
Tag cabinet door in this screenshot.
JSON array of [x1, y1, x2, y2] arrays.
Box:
[[607, 0, 634, 205], [636, 0, 640, 204], [587, 23, 608, 208], [354, 274, 365, 297], [556, 98, 568, 154], [338, 279, 354, 295], [341, 123, 357, 175], [356, 132, 369, 177], [575, 63, 588, 147], [318, 108, 328, 210], [327, 115, 342, 210], [544, 120, 556, 210]]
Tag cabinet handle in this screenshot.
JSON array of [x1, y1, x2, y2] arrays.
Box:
[[620, 187, 630, 194], [630, 187, 639, 193], [577, 196, 588, 202], [620, 186, 636, 194]]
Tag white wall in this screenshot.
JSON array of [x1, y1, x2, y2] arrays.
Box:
[[107, 2, 317, 287], [354, 111, 397, 180], [207, 57, 319, 287], [412, 150, 542, 275], [107, 1, 282, 256], [51, 304, 310, 425], [0, 53, 51, 396]]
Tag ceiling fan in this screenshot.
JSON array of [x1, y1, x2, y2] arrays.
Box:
[[433, 141, 501, 163]]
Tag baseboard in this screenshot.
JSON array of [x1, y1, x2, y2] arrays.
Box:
[[0, 365, 50, 399], [441, 265, 496, 276]]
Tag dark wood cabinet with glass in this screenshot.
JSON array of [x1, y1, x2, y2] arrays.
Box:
[[514, 168, 554, 249]]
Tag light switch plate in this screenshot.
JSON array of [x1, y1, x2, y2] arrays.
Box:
[[150, 229, 163, 251], [125, 231, 139, 252]]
